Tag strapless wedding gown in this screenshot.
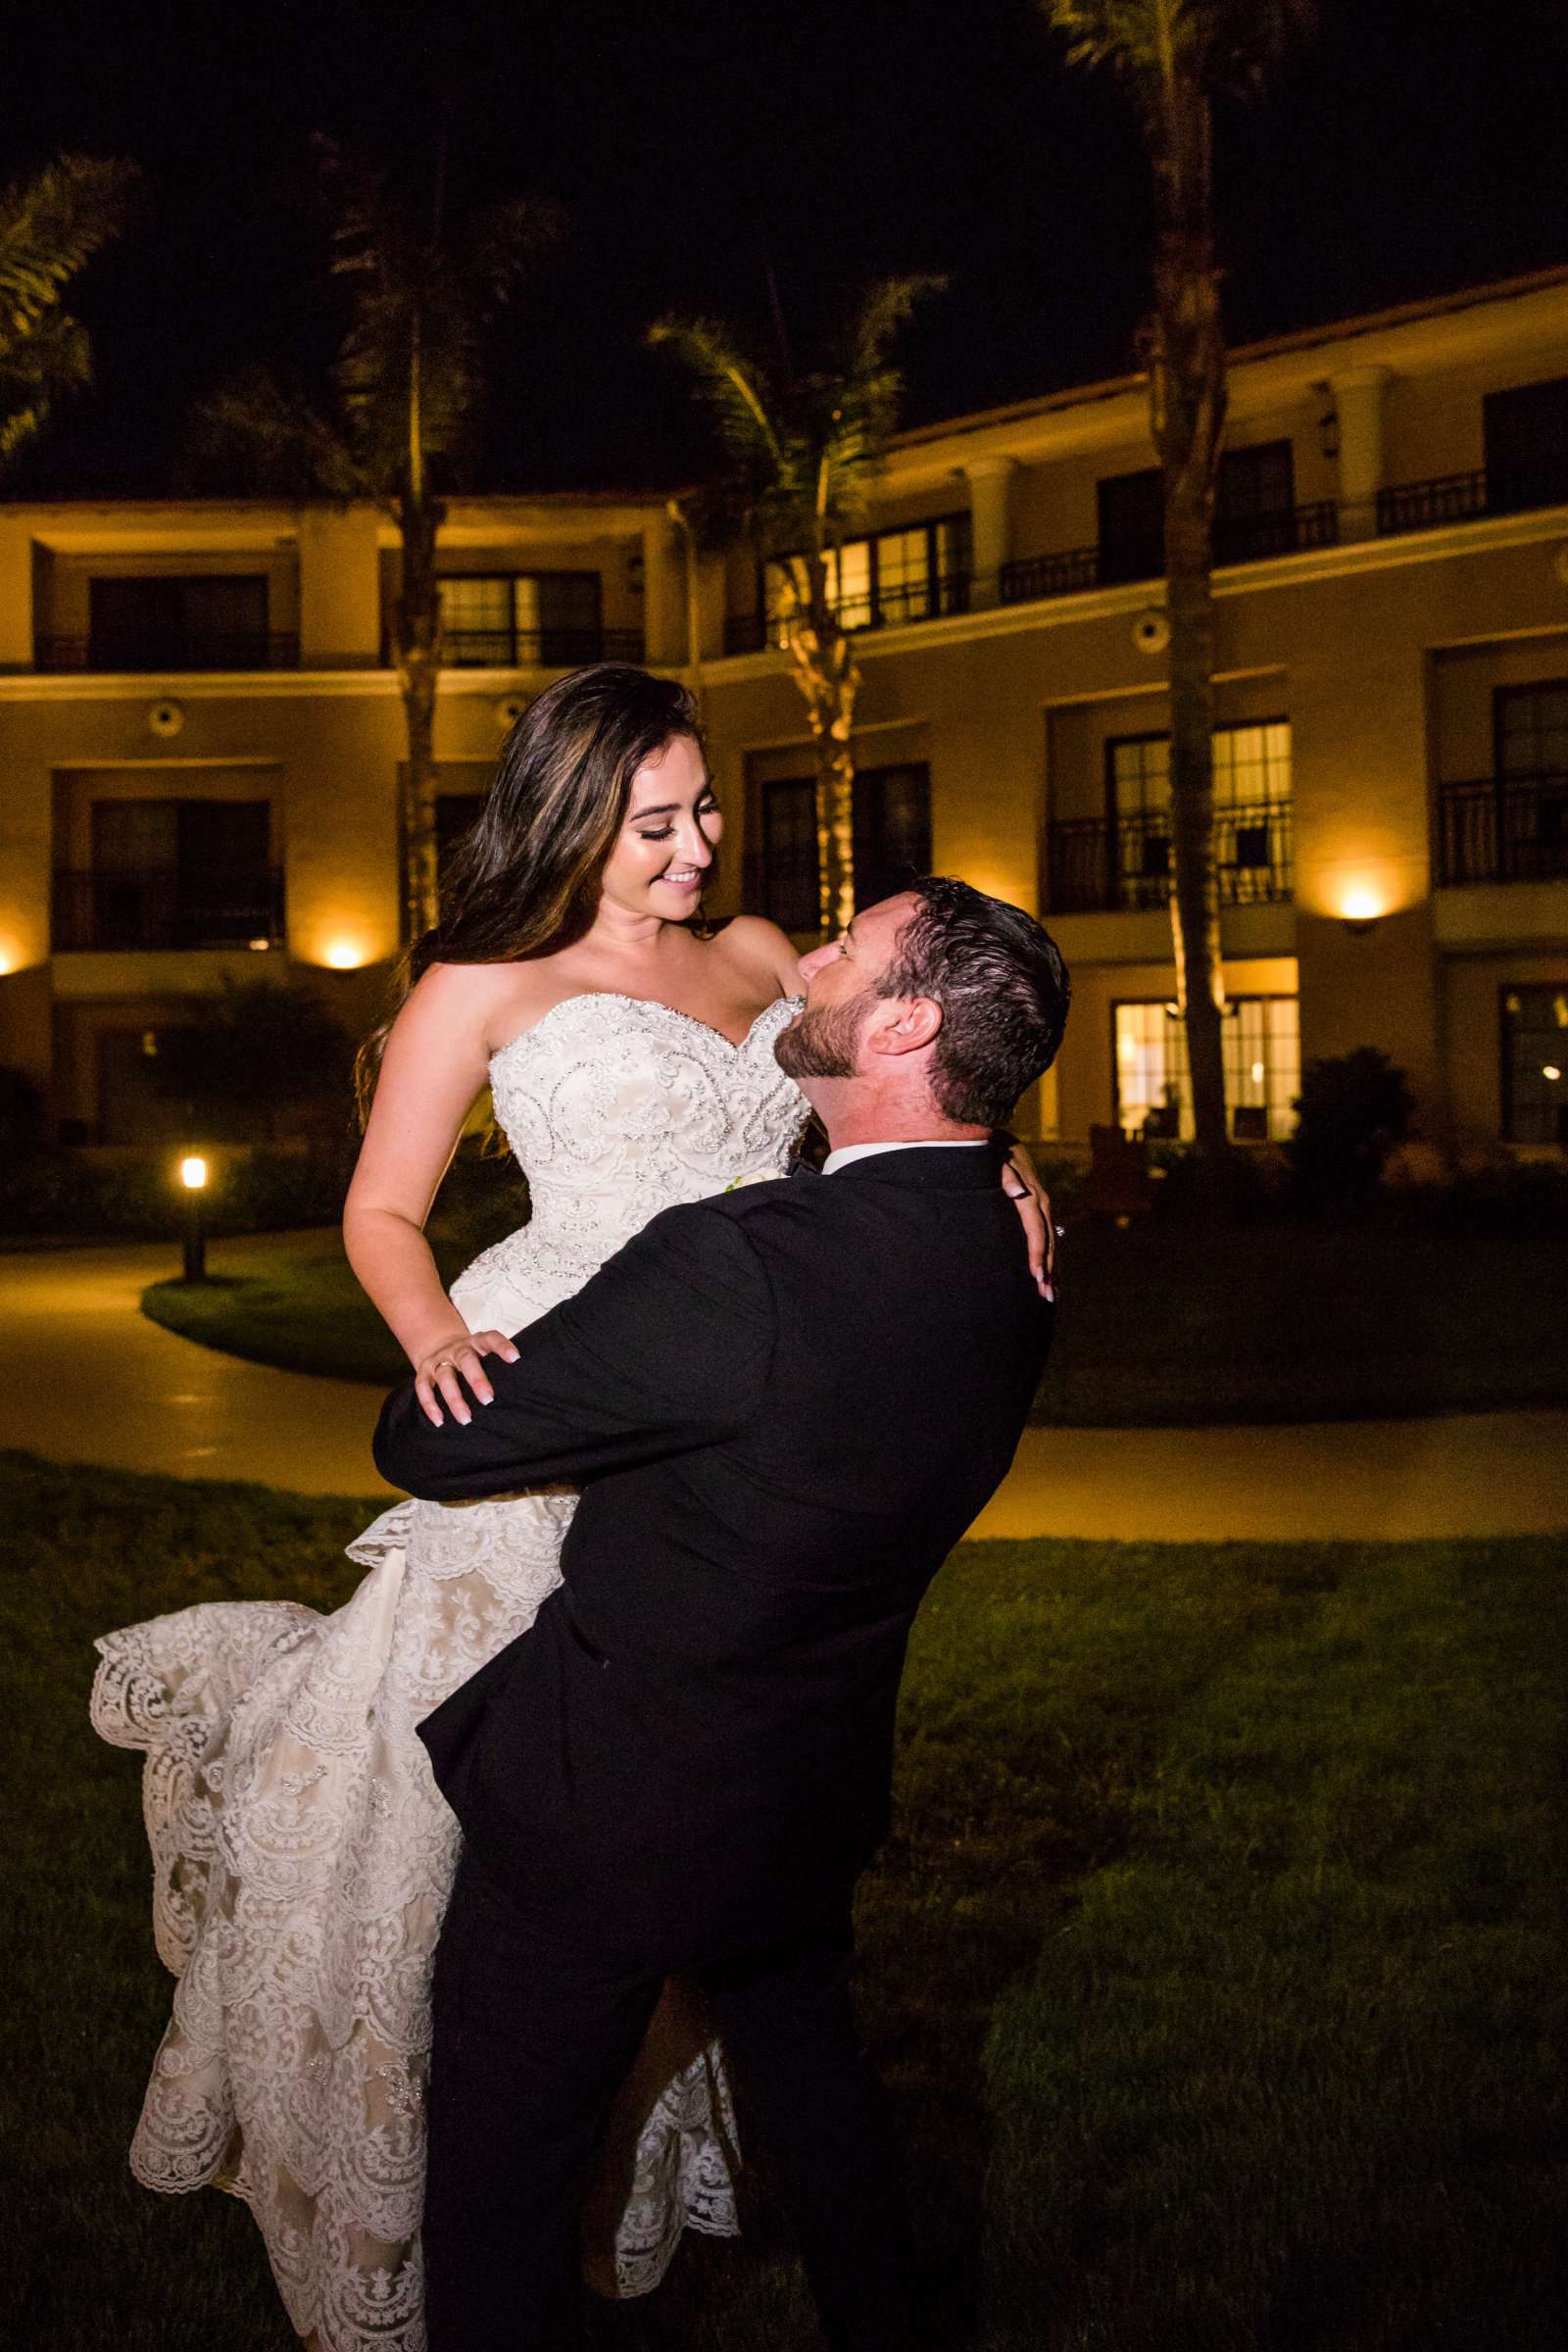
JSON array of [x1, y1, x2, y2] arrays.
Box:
[[91, 992, 808, 2352]]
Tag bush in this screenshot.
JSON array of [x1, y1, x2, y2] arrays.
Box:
[[0, 1066, 46, 1157], [0, 1145, 352, 1243], [152, 978, 358, 1145], [1290, 1047, 1414, 1206]]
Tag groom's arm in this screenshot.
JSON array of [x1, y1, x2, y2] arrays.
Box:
[[372, 1202, 774, 1501]]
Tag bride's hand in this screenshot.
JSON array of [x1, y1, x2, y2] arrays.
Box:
[[413, 1330, 521, 1428], [1000, 1141, 1058, 1301]]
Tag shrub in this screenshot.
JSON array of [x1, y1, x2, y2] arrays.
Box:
[[1290, 1048, 1414, 1206], [0, 1065, 46, 1157]]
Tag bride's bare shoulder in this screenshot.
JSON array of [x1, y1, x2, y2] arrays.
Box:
[[395, 959, 555, 1058], [710, 914, 803, 999]]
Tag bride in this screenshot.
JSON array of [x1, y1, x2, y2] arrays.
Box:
[[91, 662, 1052, 2351]]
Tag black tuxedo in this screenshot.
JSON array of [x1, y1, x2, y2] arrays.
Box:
[[373, 1145, 1052, 2351]]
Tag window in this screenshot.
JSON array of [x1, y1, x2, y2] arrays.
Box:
[[1494, 684, 1568, 881], [438, 573, 603, 665], [760, 763, 933, 935], [1096, 468, 1164, 586], [60, 799, 277, 950], [1104, 722, 1293, 908], [1483, 377, 1568, 515], [1501, 985, 1568, 1144], [87, 575, 271, 669], [436, 794, 488, 889], [1097, 443, 1298, 581], [761, 516, 969, 637], [1114, 997, 1301, 1143], [1214, 442, 1298, 562], [1496, 682, 1568, 779], [760, 778, 820, 933]]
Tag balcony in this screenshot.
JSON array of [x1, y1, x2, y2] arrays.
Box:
[[1046, 802, 1295, 915], [36, 631, 300, 673], [1436, 773, 1568, 887], [1377, 458, 1568, 537], [723, 572, 971, 658], [440, 624, 645, 668], [1000, 504, 1339, 609], [52, 868, 286, 953]]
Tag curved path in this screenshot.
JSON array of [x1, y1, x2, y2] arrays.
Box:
[[2, 1237, 1564, 1544]]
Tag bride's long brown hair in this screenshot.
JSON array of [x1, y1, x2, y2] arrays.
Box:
[[355, 662, 703, 1119]]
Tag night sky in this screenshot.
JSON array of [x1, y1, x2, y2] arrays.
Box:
[[4, 0, 1566, 499]]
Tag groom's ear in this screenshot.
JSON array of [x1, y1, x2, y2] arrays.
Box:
[[863, 994, 942, 1059]]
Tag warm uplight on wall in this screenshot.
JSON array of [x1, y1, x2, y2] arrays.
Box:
[[1340, 883, 1386, 934], [0, 940, 20, 977], [320, 937, 371, 970]]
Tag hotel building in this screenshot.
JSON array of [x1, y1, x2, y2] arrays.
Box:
[[2, 269, 1566, 1153]]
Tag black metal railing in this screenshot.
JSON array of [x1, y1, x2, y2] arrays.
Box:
[[36, 632, 300, 673], [1046, 802, 1294, 914], [1436, 772, 1568, 887], [1000, 505, 1340, 612], [1214, 500, 1340, 563], [52, 867, 286, 952], [1378, 460, 1568, 537], [1001, 546, 1103, 604], [721, 573, 970, 657], [439, 624, 644, 668]]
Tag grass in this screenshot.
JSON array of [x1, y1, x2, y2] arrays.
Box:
[[140, 1215, 1568, 1425], [2, 1448, 1564, 2349]]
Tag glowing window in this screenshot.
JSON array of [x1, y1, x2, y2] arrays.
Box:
[[1114, 997, 1301, 1143], [1500, 985, 1568, 1144]]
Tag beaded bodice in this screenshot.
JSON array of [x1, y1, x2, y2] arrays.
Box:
[[450, 991, 809, 1329]]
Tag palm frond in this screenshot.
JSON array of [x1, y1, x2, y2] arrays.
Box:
[[648, 315, 795, 482], [1041, 0, 1314, 94], [0, 154, 139, 346], [178, 366, 361, 498]]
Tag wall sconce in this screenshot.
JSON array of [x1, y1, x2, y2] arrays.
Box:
[[319, 936, 370, 970], [1313, 382, 1340, 460], [1340, 885, 1384, 935]]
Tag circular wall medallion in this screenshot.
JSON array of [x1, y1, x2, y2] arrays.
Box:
[[494, 694, 528, 731], [147, 700, 185, 738], [1133, 610, 1171, 657]]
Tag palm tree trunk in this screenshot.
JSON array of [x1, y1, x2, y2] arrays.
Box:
[[393, 489, 443, 943], [1163, 481, 1227, 1159], [780, 550, 859, 937], [1149, 73, 1229, 1171], [786, 618, 859, 936]]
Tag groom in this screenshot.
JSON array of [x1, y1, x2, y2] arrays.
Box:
[[374, 876, 1070, 2351]]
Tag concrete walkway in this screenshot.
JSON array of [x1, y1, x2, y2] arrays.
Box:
[[1, 1238, 1564, 1543]]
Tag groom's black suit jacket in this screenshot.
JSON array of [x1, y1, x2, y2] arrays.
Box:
[[374, 1146, 1052, 1966]]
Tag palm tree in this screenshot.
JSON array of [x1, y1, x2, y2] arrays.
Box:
[[0, 153, 138, 474], [1040, 1, 1313, 1170], [650, 276, 944, 936], [186, 141, 561, 942]]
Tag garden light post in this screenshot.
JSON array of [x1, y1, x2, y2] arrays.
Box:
[[179, 1155, 208, 1283]]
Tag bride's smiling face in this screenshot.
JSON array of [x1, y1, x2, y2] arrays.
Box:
[[598, 734, 722, 920]]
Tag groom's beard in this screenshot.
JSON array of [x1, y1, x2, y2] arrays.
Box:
[[774, 989, 878, 1080]]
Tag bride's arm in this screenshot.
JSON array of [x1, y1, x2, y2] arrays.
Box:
[[343, 963, 522, 1426]]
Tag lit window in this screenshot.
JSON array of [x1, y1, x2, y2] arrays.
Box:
[[1113, 997, 1301, 1142], [1501, 985, 1568, 1143]]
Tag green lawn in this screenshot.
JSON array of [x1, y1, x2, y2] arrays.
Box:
[[141, 1216, 1568, 1425], [3, 1449, 1564, 2349]]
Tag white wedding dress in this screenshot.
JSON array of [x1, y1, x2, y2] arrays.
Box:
[[91, 991, 808, 2352]]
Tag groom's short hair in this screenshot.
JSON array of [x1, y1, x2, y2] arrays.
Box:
[[875, 878, 1071, 1128]]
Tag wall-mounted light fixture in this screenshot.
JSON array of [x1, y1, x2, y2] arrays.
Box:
[[1340, 884, 1385, 935], [319, 936, 370, 971]]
